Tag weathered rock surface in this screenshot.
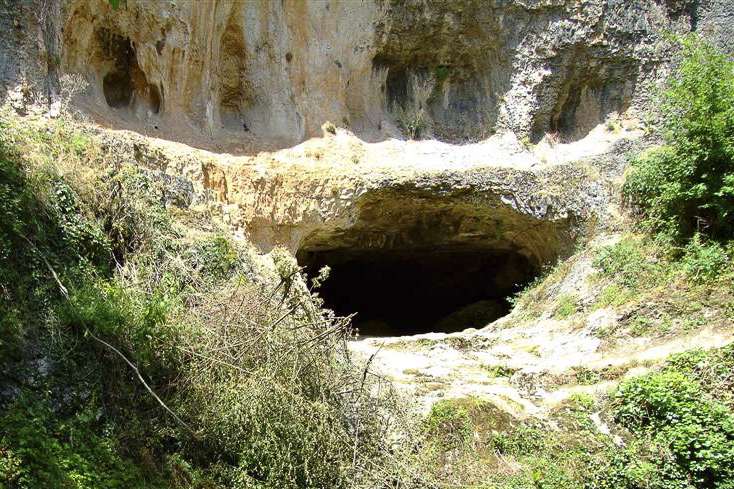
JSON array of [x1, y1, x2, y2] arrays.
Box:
[[89, 125, 628, 268], [5, 0, 730, 152]]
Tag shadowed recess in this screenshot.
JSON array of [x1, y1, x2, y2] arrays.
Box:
[[298, 247, 538, 336], [296, 189, 574, 337]]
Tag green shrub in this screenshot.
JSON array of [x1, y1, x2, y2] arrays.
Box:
[[425, 400, 473, 450], [0, 126, 111, 373], [680, 235, 730, 282], [665, 346, 734, 406], [587, 440, 693, 489], [187, 235, 239, 279], [594, 284, 634, 309], [171, 268, 409, 488], [593, 237, 660, 289], [56, 281, 179, 373], [491, 424, 545, 457], [612, 371, 734, 487], [99, 166, 170, 261], [435, 65, 450, 83], [0, 394, 162, 489], [554, 294, 579, 319], [623, 36, 734, 241]]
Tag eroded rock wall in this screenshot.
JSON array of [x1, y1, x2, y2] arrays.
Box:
[[59, 0, 381, 152], [81, 126, 619, 272], [5, 0, 724, 152]]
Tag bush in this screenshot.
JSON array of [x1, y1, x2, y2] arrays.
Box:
[[592, 237, 661, 289], [612, 371, 734, 487], [588, 440, 693, 489], [98, 166, 170, 262], [0, 393, 161, 489], [623, 36, 734, 241], [425, 400, 473, 450], [680, 235, 730, 282], [491, 424, 545, 457], [665, 346, 734, 406], [553, 294, 579, 319], [187, 234, 240, 279], [56, 280, 179, 373], [174, 274, 409, 489]]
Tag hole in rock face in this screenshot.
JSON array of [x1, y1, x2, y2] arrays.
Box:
[[296, 190, 573, 337], [98, 29, 161, 114], [103, 69, 133, 108], [101, 32, 135, 108], [298, 247, 538, 337]]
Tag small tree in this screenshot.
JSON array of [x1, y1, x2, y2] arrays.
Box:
[[624, 36, 734, 241]]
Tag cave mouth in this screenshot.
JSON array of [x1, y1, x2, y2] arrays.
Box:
[[298, 246, 539, 337], [98, 29, 162, 115]]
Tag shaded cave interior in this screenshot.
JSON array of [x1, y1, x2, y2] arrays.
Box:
[[298, 246, 538, 337], [296, 193, 570, 337], [96, 29, 162, 115]]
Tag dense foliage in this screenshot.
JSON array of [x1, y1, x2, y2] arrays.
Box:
[[623, 36, 734, 241], [589, 345, 734, 489], [0, 112, 411, 489]]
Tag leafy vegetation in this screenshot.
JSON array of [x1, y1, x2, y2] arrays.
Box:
[[422, 346, 734, 489], [589, 232, 733, 339], [474, 36, 734, 489], [553, 293, 579, 319], [583, 345, 734, 489], [623, 36, 734, 242], [0, 111, 414, 488], [0, 394, 161, 489], [585, 36, 734, 338], [611, 370, 734, 487]]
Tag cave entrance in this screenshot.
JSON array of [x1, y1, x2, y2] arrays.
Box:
[[97, 29, 162, 115], [298, 246, 538, 337], [295, 189, 572, 337]]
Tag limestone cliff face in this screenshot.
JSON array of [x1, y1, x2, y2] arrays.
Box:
[[59, 0, 380, 152], [58, 0, 693, 151], [6, 0, 728, 153], [0, 0, 731, 265]]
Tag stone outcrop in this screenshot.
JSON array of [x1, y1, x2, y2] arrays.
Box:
[[6, 0, 731, 153], [88, 123, 623, 269]]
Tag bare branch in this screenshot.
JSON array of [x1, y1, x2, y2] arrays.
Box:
[[20, 234, 68, 299], [88, 331, 198, 436]]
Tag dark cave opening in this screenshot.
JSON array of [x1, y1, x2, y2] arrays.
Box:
[[298, 247, 539, 337], [98, 29, 161, 114], [100, 31, 135, 109], [103, 69, 133, 108]]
